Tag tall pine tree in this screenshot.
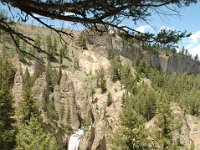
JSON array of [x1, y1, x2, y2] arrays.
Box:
[[16, 116, 58, 150], [0, 57, 16, 149]]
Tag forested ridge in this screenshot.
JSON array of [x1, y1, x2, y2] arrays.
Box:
[[0, 24, 200, 149]]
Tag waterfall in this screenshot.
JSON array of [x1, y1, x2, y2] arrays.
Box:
[[68, 129, 84, 150]]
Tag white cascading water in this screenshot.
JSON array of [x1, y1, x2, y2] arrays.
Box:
[[68, 129, 84, 150]]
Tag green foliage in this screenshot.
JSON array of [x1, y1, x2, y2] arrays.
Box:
[[46, 34, 55, 59], [34, 34, 41, 49], [47, 98, 58, 121], [110, 55, 121, 81], [132, 86, 157, 121], [51, 68, 62, 86], [23, 68, 31, 86], [194, 54, 199, 61], [46, 62, 54, 92], [149, 71, 200, 117], [84, 113, 91, 129], [135, 59, 149, 76], [107, 48, 115, 60], [155, 96, 177, 150], [96, 67, 107, 93], [66, 106, 71, 125], [190, 140, 195, 150], [111, 99, 152, 150], [19, 68, 37, 124], [33, 58, 45, 79], [16, 116, 58, 150], [84, 72, 96, 99], [120, 64, 135, 89], [120, 84, 157, 121], [77, 32, 87, 49], [53, 37, 58, 54], [0, 57, 16, 149], [179, 89, 200, 116], [18, 50, 26, 62], [60, 105, 65, 122], [58, 66, 62, 85], [59, 44, 68, 64], [19, 87, 37, 124], [40, 63, 58, 121], [107, 92, 113, 107]]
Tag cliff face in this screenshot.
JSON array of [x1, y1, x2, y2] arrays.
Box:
[[164, 56, 200, 73], [146, 103, 200, 150], [87, 32, 200, 73], [118, 43, 200, 74], [114, 40, 200, 73]]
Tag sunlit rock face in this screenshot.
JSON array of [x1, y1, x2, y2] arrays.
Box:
[[85, 30, 200, 74], [110, 35, 200, 74]]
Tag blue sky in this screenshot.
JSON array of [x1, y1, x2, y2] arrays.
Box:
[[0, 2, 200, 57], [134, 2, 200, 57]]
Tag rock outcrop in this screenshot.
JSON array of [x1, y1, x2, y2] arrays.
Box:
[[146, 103, 200, 150], [86, 32, 200, 74], [79, 127, 95, 150], [12, 69, 23, 105], [172, 103, 200, 150], [54, 73, 80, 130], [31, 73, 47, 101]]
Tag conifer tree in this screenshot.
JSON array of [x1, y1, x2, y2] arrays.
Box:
[[194, 54, 199, 61], [43, 62, 58, 121], [111, 100, 152, 150], [96, 67, 107, 93], [47, 97, 58, 121], [16, 116, 58, 150], [46, 34, 54, 59], [107, 92, 113, 107], [110, 55, 121, 81], [107, 48, 115, 60], [77, 32, 87, 49], [155, 95, 177, 150], [53, 37, 58, 54], [35, 34, 41, 48], [0, 57, 16, 149], [23, 68, 31, 87], [59, 44, 68, 64], [18, 68, 37, 124]]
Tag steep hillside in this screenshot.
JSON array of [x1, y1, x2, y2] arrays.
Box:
[[0, 24, 200, 150], [85, 31, 200, 73]]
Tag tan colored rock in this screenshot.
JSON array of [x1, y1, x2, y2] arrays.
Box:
[[12, 69, 23, 104], [60, 73, 80, 130], [79, 127, 95, 150], [74, 82, 91, 121], [185, 115, 200, 150], [91, 120, 108, 150], [146, 103, 200, 150], [31, 73, 46, 101], [97, 34, 200, 74]]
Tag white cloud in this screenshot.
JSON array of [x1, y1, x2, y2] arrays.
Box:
[[136, 25, 153, 33], [189, 30, 200, 44], [188, 44, 200, 57]]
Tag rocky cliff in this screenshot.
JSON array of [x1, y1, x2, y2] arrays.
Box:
[[86, 32, 200, 73], [9, 26, 200, 149]]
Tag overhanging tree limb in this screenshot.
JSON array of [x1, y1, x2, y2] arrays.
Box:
[[0, 0, 199, 50]]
